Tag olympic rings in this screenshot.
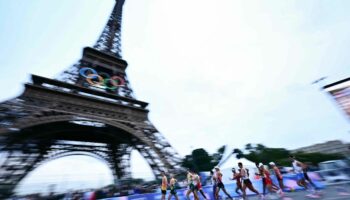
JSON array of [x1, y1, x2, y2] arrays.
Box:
[[79, 67, 97, 78], [79, 67, 125, 91], [109, 76, 125, 87], [86, 74, 104, 86]]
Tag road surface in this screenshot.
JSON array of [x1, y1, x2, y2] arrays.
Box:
[[240, 183, 350, 200]]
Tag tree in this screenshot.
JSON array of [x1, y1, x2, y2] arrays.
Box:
[[182, 155, 195, 170], [235, 143, 345, 167], [233, 148, 243, 158], [181, 145, 226, 172], [182, 144, 345, 171], [192, 148, 213, 171], [293, 152, 344, 166], [245, 143, 253, 152]]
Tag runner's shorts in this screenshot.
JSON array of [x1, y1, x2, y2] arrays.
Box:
[[243, 179, 252, 185], [217, 182, 225, 189], [170, 188, 176, 195]]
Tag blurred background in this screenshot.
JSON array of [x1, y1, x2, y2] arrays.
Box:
[[0, 0, 350, 199]]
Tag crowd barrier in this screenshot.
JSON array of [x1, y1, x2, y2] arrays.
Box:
[[102, 172, 324, 200]]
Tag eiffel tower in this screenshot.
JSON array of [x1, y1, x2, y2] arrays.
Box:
[[0, 0, 182, 197]]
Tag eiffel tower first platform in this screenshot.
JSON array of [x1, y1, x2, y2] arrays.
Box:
[[0, 0, 182, 197]]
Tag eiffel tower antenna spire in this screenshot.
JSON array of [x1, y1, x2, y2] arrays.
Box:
[[93, 0, 125, 58]]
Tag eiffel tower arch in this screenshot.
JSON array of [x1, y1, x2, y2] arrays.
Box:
[[0, 0, 182, 197]]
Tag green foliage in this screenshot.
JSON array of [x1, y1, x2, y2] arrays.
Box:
[[293, 152, 344, 165], [192, 148, 213, 171], [182, 145, 226, 172], [183, 144, 346, 171], [235, 143, 345, 166]]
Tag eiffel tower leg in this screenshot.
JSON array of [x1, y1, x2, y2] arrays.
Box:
[[134, 144, 164, 177], [109, 144, 132, 184], [0, 140, 49, 198]]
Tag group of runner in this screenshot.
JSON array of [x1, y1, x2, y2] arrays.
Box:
[[160, 169, 209, 200], [160, 155, 320, 200]]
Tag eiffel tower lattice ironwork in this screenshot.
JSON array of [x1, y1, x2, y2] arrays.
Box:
[[0, 0, 183, 197]]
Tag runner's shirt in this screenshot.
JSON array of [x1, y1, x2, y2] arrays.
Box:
[[195, 174, 202, 190], [193, 174, 198, 186], [187, 172, 195, 190], [241, 167, 253, 185], [273, 166, 283, 180], [259, 168, 266, 178], [170, 178, 177, 195], [262, 169, 272, 185], [161, 175, 168, 191], [212, 173, 217, 185], [233, 173, 242, 186], [292, 160, 304, 180], [216, 171, 225, 188], [241, 168, 249, 180], [292, 160, 303, 173], [217, 172, 223, 183]]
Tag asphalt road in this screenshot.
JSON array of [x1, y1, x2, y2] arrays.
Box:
[[240, 184, 350, 200]]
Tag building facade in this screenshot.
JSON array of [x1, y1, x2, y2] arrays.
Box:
[[292, 140, 350, 157]]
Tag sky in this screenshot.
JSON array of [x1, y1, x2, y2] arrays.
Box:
[[1, 0, 350, 195]]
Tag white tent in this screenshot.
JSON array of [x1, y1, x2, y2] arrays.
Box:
[[216, 148, 258, 183], [220, 156, 256, 169]]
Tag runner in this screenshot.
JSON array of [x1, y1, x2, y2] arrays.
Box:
[[289, 156, 308, 189], [230, 167, 243, 197], [258, 163, 283, 198], [303, 162, 318, 190], [194, 172, 208, 200], [238, 162, 261, 200], [186, 169, 199, 200], [161, 171, 168, 200], [269, 161, 289, 194], [214, 166, 233, 200], [168, 174, 179, 200], [255, 163, 279, 197], [255, 162, 266, 196], [210, 170, 217, 200], [289, 155, 320, 198]]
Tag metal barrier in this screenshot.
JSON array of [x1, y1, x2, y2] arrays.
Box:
[[315, 167, 350, 184]]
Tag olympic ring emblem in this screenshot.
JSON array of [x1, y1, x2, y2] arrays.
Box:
[[79, 67, 125, 90]]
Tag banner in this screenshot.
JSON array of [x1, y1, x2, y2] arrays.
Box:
[[324, 77, 350, 119]]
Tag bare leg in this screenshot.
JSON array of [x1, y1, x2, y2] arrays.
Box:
[[272, 182, 279, 191], [247, 184, 260, 195], [186, 190, 191, 200], [221, 187, 233, 199], [168, 194, 172, 200], [174, 194, 179, 200], [262, 179, 266, 195], [242, 184, 247, 200], [305, 173, 317, 189], [215, 188, 221, 200], [199, 189, 207, 199], [278, 179, 284, 190], [212, 185, 217, 200], [193, 190, 199, 200], [236, 186, 242, 196], [267, 184, 278, 193]]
